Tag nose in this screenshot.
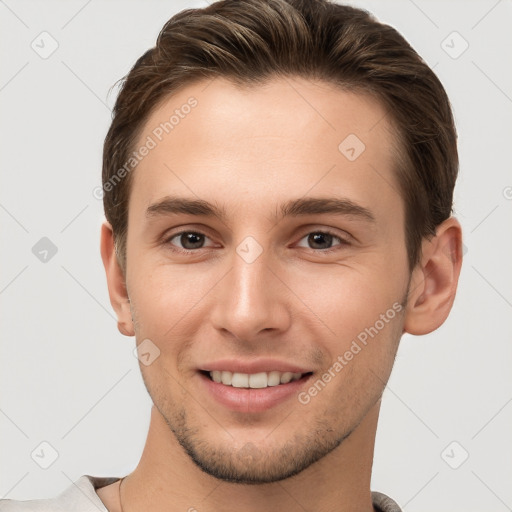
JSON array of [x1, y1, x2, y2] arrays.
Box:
[[210, 241, 292, 343]]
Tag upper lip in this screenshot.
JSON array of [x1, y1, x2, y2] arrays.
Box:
[[199, 358, 313, 375]]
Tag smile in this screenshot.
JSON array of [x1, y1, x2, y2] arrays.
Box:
[[199, 369, 314, 413], [207, 370, 307, 388]]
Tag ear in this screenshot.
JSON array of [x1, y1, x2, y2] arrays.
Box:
[[403, 217, 463, 335], [100, 220, 134, 337]]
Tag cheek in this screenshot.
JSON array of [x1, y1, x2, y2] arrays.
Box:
[[128, 263, 221, 367], [299, 308, 403, 421], [286, 264, 395, 337], [131, 261, 215, 318], [285, 262, 406, 389]]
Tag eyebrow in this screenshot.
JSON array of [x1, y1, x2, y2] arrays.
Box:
[[145, 195, 376, 224]]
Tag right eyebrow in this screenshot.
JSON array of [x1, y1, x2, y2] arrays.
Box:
[[145, 196, 228, 222]]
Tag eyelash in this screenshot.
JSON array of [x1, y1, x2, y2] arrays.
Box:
[[162, 229, 351, 255]]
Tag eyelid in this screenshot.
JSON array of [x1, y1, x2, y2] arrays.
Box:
[[162, 226, 353, 254], [295, 225, 353, 243]]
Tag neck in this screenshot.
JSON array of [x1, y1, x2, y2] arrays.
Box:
[[119, 402, 381, 512]]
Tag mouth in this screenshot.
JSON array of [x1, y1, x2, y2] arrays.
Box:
[[200, 369, 313, 389], [198, 369, 314, 413], [197, 358, 315, 412]]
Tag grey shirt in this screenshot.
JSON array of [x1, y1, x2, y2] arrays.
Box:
[[0, 475, 403, 511]]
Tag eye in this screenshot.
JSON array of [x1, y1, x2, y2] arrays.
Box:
[[164, 231, 215, 252], [163, 229, 350, 254], [296, 230, 350, 251]]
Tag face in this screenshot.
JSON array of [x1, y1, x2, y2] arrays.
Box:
[[123, 77, 410, 483]]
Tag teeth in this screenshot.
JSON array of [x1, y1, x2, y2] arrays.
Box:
[[267, 371, 281, 387], [208, 370, 304, 388], [221, 371, 232, 385], [280, 372, 293, 384], [231, 372, 249, 388], [249, 372, 267, 389]]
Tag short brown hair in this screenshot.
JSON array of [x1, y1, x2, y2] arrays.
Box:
[[102, 0, 458, 274]]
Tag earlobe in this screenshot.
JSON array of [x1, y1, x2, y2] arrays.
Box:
[[100, 221, 135, 337], [403, 217, 463, 336]]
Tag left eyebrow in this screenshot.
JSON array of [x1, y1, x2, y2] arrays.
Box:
[[276, 196, 376, 223], [145, 195, 376, 224]]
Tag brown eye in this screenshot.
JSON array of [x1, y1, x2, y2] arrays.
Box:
[[296, 231, 349, 251], [308, 232, 335, 250], [166, 231, 213, 251]]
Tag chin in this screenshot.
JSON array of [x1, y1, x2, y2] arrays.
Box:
[[165, 406, 350, 485]]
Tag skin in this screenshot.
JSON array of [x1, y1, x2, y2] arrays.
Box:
[[98, 77, 462, 512]]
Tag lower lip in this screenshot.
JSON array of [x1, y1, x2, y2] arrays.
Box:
[[198, 372, 313, 413]]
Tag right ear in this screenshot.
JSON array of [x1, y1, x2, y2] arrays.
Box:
[[100, 221, 134, 337]]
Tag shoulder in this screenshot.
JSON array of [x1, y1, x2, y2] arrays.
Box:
[[371, 491, 403, 512], [0, 475, 120, 512]]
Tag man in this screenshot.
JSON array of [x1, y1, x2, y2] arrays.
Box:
[[1, 0, 462, 510]]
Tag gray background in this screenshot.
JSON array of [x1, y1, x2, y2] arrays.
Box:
[[1, 0, 511, 510]]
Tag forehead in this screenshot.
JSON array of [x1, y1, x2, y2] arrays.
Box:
[[129, 76, 401, 225]]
